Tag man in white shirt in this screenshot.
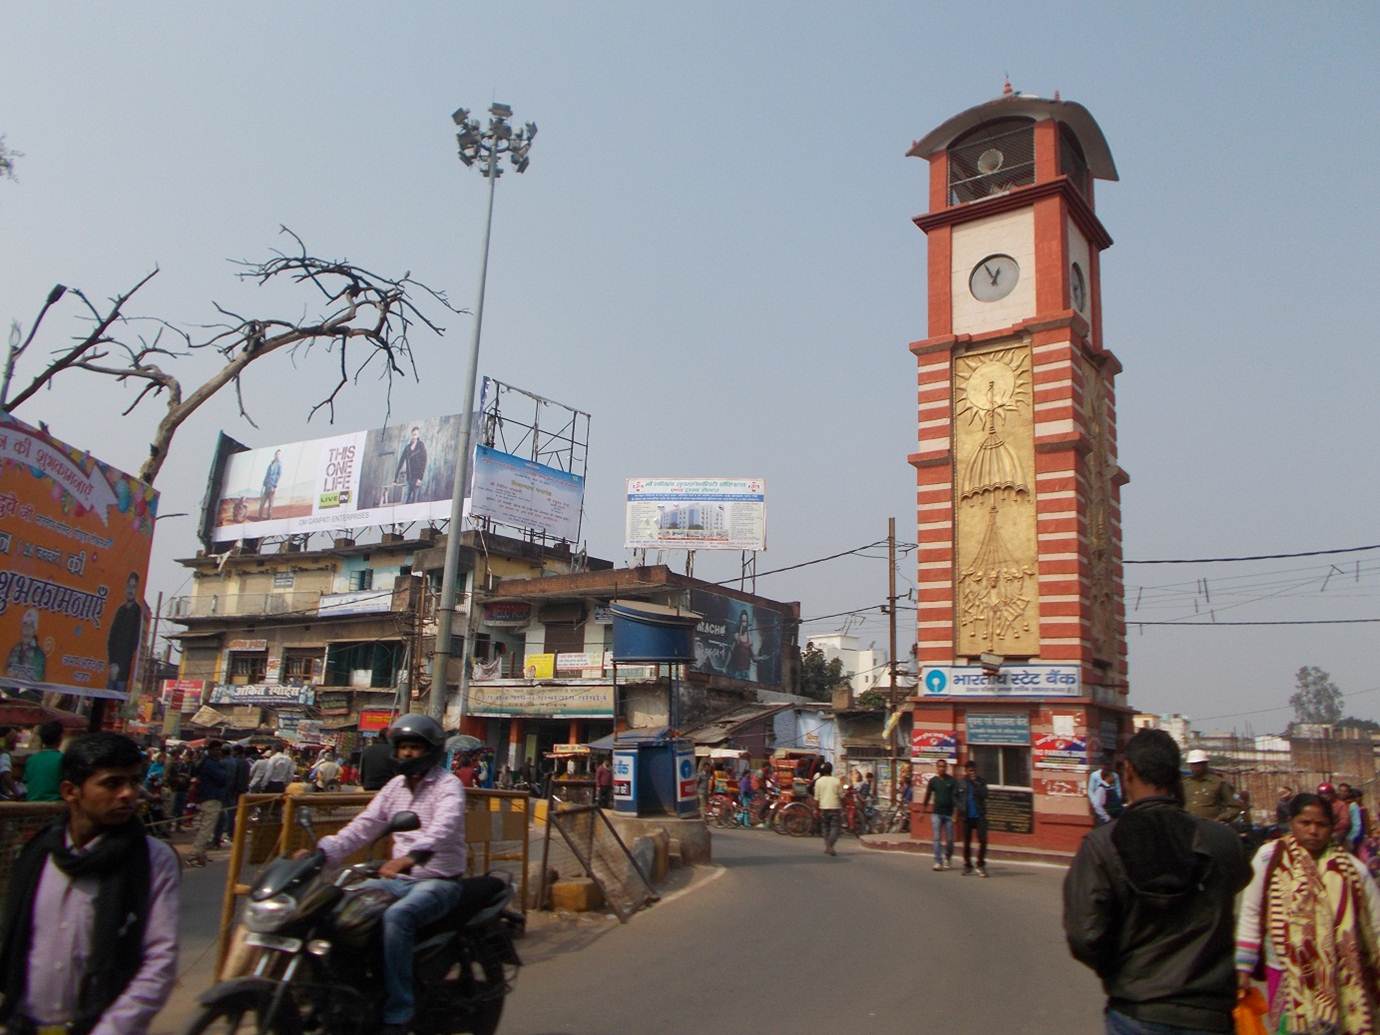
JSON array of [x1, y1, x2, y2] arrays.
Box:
[[248, 744, 295, 793], [813, 762, 845, 856]]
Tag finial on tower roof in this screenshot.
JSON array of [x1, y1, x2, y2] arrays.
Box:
[[1054, 89, 1062, 102], [1002, 76, 1013, 97]]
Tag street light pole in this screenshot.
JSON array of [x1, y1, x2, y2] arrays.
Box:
[[428, 102, 536, 722]]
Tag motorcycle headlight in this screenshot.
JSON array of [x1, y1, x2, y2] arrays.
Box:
[[245, 893, 297, 933]]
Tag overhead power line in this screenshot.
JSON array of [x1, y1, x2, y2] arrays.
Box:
[[1134, 618, 1380, 627], [1125, 543, 1380, 565]]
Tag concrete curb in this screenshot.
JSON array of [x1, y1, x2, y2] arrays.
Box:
[[860, 833, 1075, 867]]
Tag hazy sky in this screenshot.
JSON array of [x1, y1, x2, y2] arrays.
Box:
[[4, 3, 1377, 732]]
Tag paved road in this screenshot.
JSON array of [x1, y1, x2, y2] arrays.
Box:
[[504, 827, 1104, 1035]]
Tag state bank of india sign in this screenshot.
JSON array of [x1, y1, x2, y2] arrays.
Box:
[[922, 665, 1081, 698], [467, 683, 615, 718]]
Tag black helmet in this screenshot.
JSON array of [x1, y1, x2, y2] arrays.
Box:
[[386, 714, 445, 778]]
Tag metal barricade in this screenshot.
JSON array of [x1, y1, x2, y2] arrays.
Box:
[[0, 803, 66, 906], [217, 787, 530, 973]]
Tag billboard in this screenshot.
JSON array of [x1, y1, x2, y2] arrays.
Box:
[[0, 414, 158, 699], [205, 413, 473, 542], [688, 589, 786, 686], [470, 445, 584, 542], [624, 478, 766, 551]]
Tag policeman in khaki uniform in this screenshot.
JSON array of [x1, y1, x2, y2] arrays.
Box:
[[1182, 748, 1243, 823]]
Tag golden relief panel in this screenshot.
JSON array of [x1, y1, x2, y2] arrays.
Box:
[[953, 344, 1039, 656]]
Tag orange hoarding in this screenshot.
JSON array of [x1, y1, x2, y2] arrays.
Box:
[[0, 414, 158, 699]]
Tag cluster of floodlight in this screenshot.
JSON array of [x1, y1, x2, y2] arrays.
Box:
[[452, 101, 537, 175]]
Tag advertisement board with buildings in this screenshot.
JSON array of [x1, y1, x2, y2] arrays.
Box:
[[688, 589, 787, 686], [624, 478, 765, 551], [0, 414, 158, 699], [205, 412, 475, 542]]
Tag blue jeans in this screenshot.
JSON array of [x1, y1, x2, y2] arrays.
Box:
[[1104, 1009, 1224, 1035], [931, 814, 954, 864], [361, 877, 466, 1024]]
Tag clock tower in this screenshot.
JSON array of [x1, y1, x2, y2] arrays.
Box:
[[906, 86, 1130, 854]]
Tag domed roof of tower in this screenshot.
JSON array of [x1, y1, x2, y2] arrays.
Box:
[[907, 93, 1118, 181]]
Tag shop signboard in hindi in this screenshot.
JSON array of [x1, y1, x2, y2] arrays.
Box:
[[316, 692, 351, 716], [226, 639, 268, 653], [966, 713, 1031, 745], [209, 683, 315, 707], [1034, 732, 1090, 768], [470, 445, 584, 543], [160, 679, 207, 714], [467, 683, 614, 718], [358, 708, 394, 732], [624, 477, 766, 551], [555, 652, 600, 675], [318, 590, 393, 617], [910, 729, 957, 758], [922, 665, 1080, 698], [0, 414, 158, 701], [481, 601, 531, 628]]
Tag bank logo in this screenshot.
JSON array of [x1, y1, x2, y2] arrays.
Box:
[[924, 669, 947, 695]]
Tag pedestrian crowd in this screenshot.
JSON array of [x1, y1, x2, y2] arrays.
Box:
[[1063, 729, 1380, 1035]]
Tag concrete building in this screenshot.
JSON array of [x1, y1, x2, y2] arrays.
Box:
[[167, 529, 599, 751], [905, 89, 1129, 854], [804, 632, 882, 696], [472, 564, 801, 767]]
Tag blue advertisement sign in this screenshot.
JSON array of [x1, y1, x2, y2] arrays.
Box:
[[613, 749, 637, 808], [966, 713, 1031, 745]]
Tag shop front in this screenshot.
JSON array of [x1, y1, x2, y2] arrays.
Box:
[[910, 665, 1130, 854]]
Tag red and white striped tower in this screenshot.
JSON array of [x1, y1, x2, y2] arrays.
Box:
[[906, 88, 1130, 854]]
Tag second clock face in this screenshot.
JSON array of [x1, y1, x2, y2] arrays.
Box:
[[1071, 262, 1087, 312], [969, 254, 1020, 302]]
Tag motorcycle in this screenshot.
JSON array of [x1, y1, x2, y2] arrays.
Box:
[[185, 810, 523, 1035]]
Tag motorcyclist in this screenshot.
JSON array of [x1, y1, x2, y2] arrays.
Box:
[[301, 714, 467, 1035]]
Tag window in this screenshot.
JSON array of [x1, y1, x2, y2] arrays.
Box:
[[948, 118, 1035, 205], [543, 621, 584, 656], [971, 745, 1031, 788], [228, 651, 267, 685], [348, 568, 374, 592], [324, 641, 401, 688], [1059, 124, 1090, 198], [281, 648, 320, 685]]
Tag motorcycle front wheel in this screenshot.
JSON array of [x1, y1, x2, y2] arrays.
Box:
[[182, 993, 304, 1035]]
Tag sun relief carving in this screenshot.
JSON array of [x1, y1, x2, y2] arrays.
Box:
[[953, 346, 1038, 655]]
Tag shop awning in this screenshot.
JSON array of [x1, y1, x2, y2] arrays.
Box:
[[587, 725, 671, 749], [0, 701, 87, 730]]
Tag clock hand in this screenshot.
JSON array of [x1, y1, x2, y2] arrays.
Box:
[[983, 263, 997, 285]]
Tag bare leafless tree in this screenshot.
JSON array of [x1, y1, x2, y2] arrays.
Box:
[[2, 227, 458, 484]]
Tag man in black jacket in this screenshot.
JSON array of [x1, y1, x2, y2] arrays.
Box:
[[954, 759, 989, 877], [1063, 728, 1250, 1034]]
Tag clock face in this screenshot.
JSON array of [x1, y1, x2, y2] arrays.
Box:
[[1070, 262, 1087, 313], [969, 254, 1020, 302]]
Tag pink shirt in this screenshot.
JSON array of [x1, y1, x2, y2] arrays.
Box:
[[317, 767, 467, 878], [22, 832, 180, 1034]]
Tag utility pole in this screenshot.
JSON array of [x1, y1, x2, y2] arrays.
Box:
[[887, 517, 900, 803]]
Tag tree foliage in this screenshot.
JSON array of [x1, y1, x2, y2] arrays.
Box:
[[0, 135, 19, 181], [1336, 716, 1380, 734], [2, 227, 456, 484], [1289, 665, 1344, 726], [857, 688, 889, 710], [799, 643, 847, 702]]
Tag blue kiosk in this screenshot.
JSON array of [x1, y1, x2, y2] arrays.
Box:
[[608, 601, 700, 818]]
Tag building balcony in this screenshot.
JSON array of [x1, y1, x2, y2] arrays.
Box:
[[168, 588, 409, 621]]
